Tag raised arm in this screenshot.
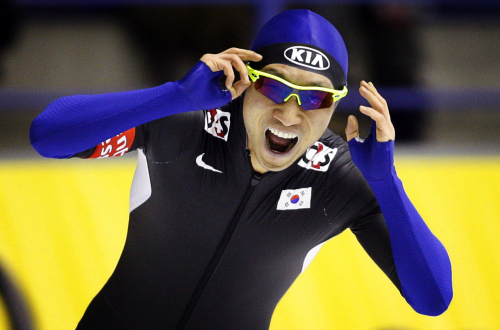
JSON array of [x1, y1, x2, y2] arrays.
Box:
[[30, 48, 261, 159], [346, 81, 453, 316]]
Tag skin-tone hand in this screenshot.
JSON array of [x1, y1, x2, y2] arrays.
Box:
[[345, 80, 396, 142], [200, 48, 263, 100]]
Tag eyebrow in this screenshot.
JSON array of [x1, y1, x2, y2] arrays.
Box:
[[263, 68, 331, 88]]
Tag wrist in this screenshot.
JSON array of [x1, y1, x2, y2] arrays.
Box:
[[178, 61, 231, 111], [348, 138, 395, 182]]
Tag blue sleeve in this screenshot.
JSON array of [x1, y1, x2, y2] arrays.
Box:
[[30, 61, 231, 159], [348, 123, 453, 316]]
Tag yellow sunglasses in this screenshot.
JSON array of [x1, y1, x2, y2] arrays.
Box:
[[247, 64, 348, 110]]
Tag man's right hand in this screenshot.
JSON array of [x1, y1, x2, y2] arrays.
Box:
[[201, 48, 262, 100]]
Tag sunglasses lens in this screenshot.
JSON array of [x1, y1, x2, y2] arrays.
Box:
[[254, 77, 292, 104], [253, 74, 335, 111], [300, 90, 333, 110]]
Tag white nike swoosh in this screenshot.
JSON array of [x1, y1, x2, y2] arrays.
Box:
[[196, 153, 222, 173]]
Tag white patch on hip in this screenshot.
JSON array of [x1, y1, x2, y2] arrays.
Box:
[[129, 149, 152, 212]]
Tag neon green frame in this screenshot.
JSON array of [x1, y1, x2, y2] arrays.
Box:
[[246, 63, 348, 106]]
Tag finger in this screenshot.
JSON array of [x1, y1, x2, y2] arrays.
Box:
[[359, 105, 385, 123], [359, 106, 395, 142], [219, 53, 250, 84], [345, 115, 359, 142], [361, 80, 389, 110], [220, 47, 263, 62], [359, 83, 384, 111], [229, 80, 251, 100], [218, 60, 235, 89], [201, 54, 239, 85], [359, 85, 388, 119], [200, 54, 218, 72], [367, 81, 388, 108]]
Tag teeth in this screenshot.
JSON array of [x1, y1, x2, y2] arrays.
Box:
[[269, 128, 297, 140]]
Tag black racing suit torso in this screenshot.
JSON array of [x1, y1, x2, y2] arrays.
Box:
[[76, 97, 400, 329]]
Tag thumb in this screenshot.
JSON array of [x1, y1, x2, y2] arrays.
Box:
[[345, 115, 359, 142]]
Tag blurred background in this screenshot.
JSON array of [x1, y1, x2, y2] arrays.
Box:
[[0, 0, 499, 329]]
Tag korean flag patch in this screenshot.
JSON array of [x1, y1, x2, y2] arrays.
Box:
[[277, 187, 312, 210]]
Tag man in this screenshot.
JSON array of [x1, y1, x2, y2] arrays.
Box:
[[30, 9, 452, 329]]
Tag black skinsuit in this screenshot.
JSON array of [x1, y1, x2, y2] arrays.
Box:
[[76, 97, 400, 329]]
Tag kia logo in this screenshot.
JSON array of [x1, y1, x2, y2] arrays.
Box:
[[284, 46, 330, 70]]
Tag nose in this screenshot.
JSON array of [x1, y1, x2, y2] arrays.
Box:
[[273, 95, 303, 127]]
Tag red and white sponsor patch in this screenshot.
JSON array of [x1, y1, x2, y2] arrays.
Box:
[[204, 109, 230, 141], [298, 142, 337, 172], [89, 128, 135, 158]]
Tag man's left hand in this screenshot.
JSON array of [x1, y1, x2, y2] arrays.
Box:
[[345, 81, 395, 142]]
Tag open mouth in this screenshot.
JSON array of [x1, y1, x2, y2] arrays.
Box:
[[265, 128, 298, 154]]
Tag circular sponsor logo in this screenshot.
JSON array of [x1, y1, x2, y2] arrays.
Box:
[[284, 46, 330, 70], [290, 194, 300, 204]]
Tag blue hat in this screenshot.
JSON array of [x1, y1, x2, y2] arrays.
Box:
[[250, 9, 348, 89]]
